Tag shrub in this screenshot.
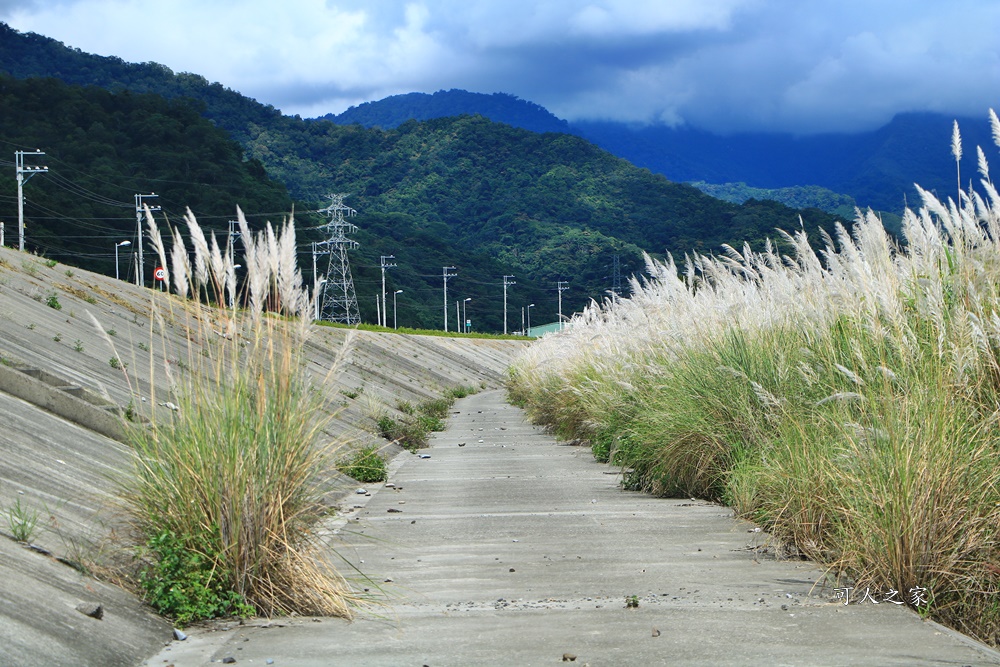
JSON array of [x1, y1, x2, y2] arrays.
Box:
[[119, 208, 356, 623], [140, 531, 253, 625], [337, 445, 388, 483]]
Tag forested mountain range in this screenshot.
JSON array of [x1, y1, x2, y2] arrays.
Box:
[[0, 23, 846, 331], [329, 89, 989, 215]]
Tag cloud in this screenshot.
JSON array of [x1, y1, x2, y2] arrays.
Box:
[[3, 0, 1000, 134]]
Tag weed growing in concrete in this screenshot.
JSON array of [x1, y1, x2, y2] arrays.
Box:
[[337, 445, 388, 483], [119, 207, 357, 623], [5, 497, 39, 543], [140, 530, 254, 625], [44, 259, 57, 268], [73, 340, 83, 353], [371, 387, 478, 451]]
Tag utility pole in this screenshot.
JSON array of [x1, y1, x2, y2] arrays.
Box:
[[380, 254, 396, 327], [317, 194, 360, 324], [557, 280, 569, 330], [503, 275, 516, 335], [228, 220, 241, 263], [442, 266, 457, 332], [134, 193, 160, 287], [15, 150, 48, 252]]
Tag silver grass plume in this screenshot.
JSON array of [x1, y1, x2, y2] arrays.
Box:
[[171, 225, 190, 301], [183, 208, 210, 292], [990, 108, 1000, 150], [144, 205, 169, 289]]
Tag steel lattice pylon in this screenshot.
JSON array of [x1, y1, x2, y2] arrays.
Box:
[[317, 194, 360, 325]]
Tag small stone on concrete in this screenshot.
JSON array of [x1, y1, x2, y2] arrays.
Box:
[[74, 602, 103, 620]]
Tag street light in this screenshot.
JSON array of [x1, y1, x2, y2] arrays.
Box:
[[394, 289, 403, 330], [314, 278, 327, 321], [527, 303, 535, 336], [463, 297, 471, 333], [115, 240, 131, 281]]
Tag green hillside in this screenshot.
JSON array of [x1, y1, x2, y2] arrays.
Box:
[[0, 23, 849, 332]]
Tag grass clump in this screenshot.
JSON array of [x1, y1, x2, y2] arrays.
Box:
[[508, 112, 1000, 646], [5, 497, 39, 543], [337, 445, 388, 483], [372, 386, 479, 451], [118, 207, 356, 624]]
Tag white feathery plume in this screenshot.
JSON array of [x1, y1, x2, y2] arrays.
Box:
[[184, 208, 209, 291], [171, 225, 190, 301], [952, 119, 963, 163], [978, 145, 990, 182], [990, 108, 1000, 150], [144, 205, 169, 288], [208, 232, 226, 298]]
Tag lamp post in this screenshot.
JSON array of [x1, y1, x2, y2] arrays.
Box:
[[527, 303, 535, 336], [394, 289, 403, 329], [314, 278, 327, 321], [463, 297, 471, 333], [115, 240, 131, 281]]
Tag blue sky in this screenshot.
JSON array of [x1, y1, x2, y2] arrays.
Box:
[[3, 0, 999, 134]]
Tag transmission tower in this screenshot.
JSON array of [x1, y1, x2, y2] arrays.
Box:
[[317, 194, 360, 325], [611, 253, 623, 300]]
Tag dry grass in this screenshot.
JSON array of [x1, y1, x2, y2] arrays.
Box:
[[115, 207, 358, 622], [509, 111, 1000, 645]]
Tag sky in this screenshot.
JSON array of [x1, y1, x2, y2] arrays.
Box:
[[3, 0, 1000, 135]]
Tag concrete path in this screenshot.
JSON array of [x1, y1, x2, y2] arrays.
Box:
[[149, 390, 1000, 667]]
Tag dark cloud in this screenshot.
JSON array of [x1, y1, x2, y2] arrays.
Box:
[[5, 0, 1000, 134]]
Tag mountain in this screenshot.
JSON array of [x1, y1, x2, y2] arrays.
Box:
[[0, 23, 847, 332], [315, 87, 989, 214], [322, 90, 569, 134]]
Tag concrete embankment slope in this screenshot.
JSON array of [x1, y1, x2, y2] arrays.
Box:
[[0, 246, 526, 667], [151, 390, 1000, 667]]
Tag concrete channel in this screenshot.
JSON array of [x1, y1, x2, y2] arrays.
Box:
[[146, 390, 1000, 667]]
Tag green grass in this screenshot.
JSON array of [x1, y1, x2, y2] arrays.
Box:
[[372, 387, 479, 451], [119, 209, 356, 624], [508, 121, 1000, 647], [5, 497, 39, 543], [315, 319, 532, 340], [337, 445, 388, 483]]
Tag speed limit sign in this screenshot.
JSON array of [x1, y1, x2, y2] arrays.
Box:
[[154, 267, 166, 282]]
